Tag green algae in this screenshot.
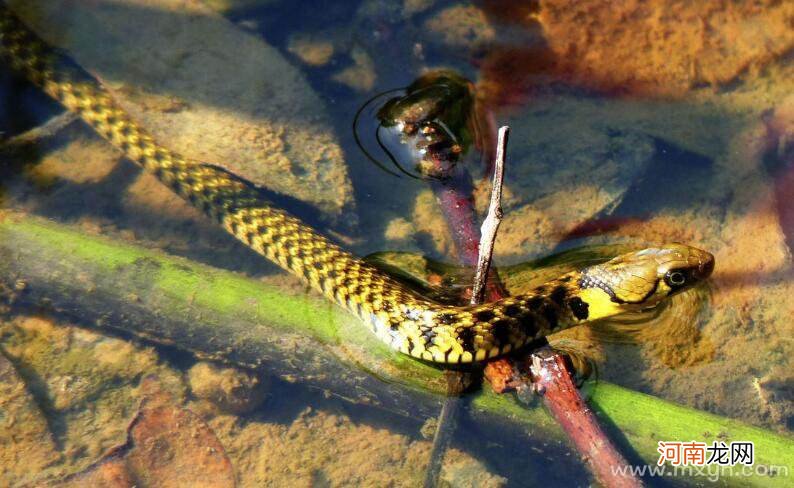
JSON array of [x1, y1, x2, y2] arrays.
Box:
[[1, 215, 791, 486]]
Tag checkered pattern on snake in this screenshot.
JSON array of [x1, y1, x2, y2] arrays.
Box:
[[0, 4, 714, 363]]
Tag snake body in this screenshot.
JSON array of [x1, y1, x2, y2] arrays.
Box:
[[0, 5, 714, 364]]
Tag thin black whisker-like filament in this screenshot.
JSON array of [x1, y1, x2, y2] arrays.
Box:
[[352, 88, 408, 178]]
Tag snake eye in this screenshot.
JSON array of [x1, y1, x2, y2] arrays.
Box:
[[665, 270, 687, 287]]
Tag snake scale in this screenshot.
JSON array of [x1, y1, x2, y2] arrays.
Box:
[[0, 4, 714, 364]]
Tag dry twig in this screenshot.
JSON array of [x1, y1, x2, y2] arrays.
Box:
[[470, 128, 642, 487], [471, 126, 508, 304], [423, 126, 511, 488]]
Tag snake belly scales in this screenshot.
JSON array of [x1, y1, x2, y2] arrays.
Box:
[[0, 5, 714, 364]]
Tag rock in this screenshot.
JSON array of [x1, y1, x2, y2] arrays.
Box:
[[536, 0, 794, 96], [61, 377, 234, 488], [0, 315, 185, 477], [55, 459, 135, 488], [441, 456, 507, 488], [287, 34, 336, 67], [8, 0, 355, 221], [423, 5, 496, 52], [0, 350, 60, 486], [477, 97, 656, 261], [403, 0, 436, 18], [207, 406, 507, 486], [384, 217, 416, 242], [754, 366, 794, 430], [188, 361, 268, 415], [332, 46, 377, 92], [427, 1, 793, 100], [411, 189, 456, 259], [419, 416, 438, 440]]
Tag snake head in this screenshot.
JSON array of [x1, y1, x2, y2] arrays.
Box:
[[578, 244, 714, 314]]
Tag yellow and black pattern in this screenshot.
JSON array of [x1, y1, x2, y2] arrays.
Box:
[[0, 5, 715, 363]]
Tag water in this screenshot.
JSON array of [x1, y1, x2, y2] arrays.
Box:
[[0, 0, 792, 486]]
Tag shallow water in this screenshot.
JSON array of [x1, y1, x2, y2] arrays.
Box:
[[0, 0, 792, 486]]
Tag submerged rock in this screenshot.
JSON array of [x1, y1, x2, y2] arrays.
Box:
[[486, 99, 658, 260], [287, 33, 336, 67], [331, 46, 378, 92], [188, 361, 268, 415], [60, 377, 234, 488], [423, 5, 496, 52], [207, 406, 506, 486], [0, 351, 60, 486], [0, 315, 185, 479], [754, 366, 794, 431], [7, 0, 355, 222], [536, 0, 794, 96]]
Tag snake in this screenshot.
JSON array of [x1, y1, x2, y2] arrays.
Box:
[[0, 4, 714, 364]]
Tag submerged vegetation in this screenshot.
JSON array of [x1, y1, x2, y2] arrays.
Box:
[[1, 216, 792, 485]]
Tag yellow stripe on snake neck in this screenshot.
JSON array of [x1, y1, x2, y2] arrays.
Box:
[[0, 5, 714, 364]]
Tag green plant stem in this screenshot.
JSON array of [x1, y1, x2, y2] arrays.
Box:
[[0, 214, 790, 486]]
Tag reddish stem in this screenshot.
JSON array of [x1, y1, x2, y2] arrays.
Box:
[[430, 149, 643, 487], [527, 348, 643, 488], [429, 162, 506, 302]]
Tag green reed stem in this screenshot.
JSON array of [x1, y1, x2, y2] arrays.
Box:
[[0, 214, 790, 486]]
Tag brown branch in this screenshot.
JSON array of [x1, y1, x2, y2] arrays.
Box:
[[422, 116, 642, 486], [471, 126, 508, 304], [424, 126, 510, 488], [460, 130, 644, 487], [484, 352, 644, 487], [426, 141, 508, 301], [525, 349, 643, 487]]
